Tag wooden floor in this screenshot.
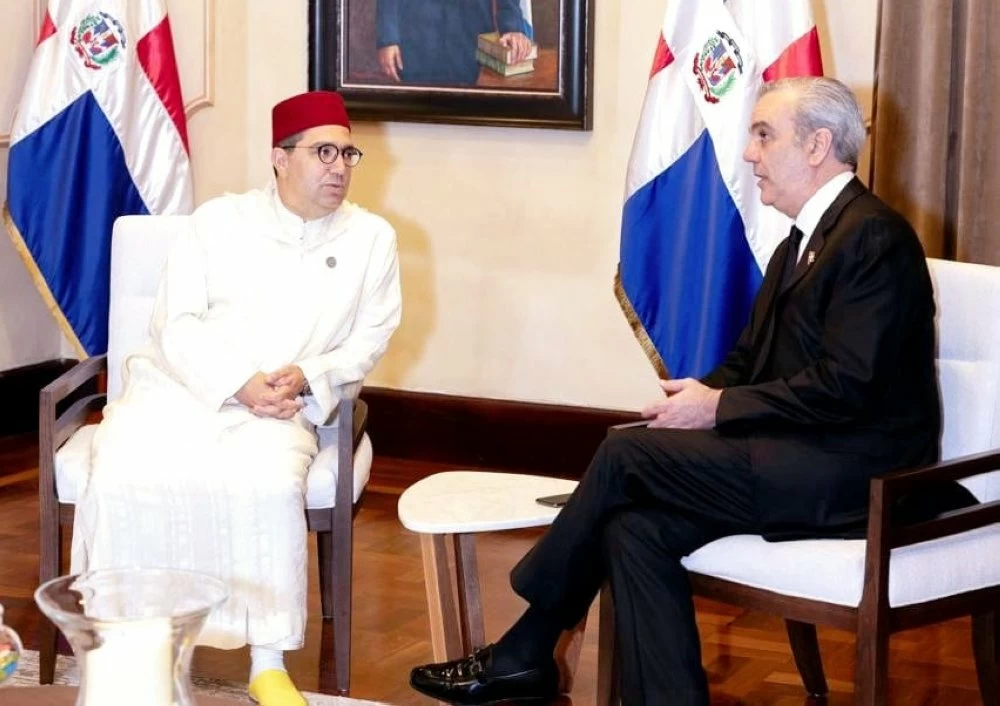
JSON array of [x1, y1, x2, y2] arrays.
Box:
[[0, 434, 985, 705]]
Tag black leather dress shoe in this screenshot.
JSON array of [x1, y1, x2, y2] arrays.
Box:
[[409, 644, 559, 705]]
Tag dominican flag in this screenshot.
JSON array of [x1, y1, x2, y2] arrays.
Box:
[[616, 0, 822, 379], [3, 0, 193, 358]]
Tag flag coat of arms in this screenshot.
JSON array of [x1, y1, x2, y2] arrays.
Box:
[[4, 0, 193, 358], [616, 0, 823, 379]]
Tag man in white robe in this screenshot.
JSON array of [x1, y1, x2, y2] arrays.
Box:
[[71, 91, 401, 706]]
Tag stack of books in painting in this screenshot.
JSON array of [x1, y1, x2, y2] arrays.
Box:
[[475, 31, 538, 77]]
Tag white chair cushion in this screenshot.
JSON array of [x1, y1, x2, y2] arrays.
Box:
[[54, 424, 371, 509], [939, 358, 1000, 502], [683, 527, 1000, 608], [305, 432, 373, 509]]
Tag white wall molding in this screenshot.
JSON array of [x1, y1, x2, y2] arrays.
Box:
[[183, 0, 215, 118]]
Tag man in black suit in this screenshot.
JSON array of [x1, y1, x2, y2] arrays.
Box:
[[409, 77, 974, 706]]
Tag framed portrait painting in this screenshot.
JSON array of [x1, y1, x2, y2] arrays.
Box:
[[308, 0, 595, 130]]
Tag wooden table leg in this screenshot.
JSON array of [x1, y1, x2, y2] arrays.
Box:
[[555, 611, 588, 692], [420, 533, 462, 661], [597, 585, 620, 706], [453, 533, 485, 653]]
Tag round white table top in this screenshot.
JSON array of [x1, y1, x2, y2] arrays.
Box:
[[397, 471, 578, 534]]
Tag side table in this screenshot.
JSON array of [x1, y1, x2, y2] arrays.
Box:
[[397, 471, 583, 688]]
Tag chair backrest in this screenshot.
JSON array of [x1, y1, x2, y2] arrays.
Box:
[[928, 258, 1000, 502], [106, 215, 189, 402]]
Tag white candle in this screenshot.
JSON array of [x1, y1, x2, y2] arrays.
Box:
[[83, 616, 174, 706]]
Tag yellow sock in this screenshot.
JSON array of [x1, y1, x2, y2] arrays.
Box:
[[248, 669, 307, 706]]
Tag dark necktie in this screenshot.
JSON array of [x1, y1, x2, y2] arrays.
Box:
[[781, 225, 804, 290]]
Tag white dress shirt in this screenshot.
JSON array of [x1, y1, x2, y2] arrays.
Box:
[[792, 171, 855, 262]]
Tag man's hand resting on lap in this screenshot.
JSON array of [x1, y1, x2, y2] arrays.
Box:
[[266, 365, 307, 399], [236, 371, 303, 420], [641, 378, 721, 430]]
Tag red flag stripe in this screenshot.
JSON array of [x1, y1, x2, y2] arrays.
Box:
[[762, 26, 824, 81], [136, 16, 189, 153], [650, 34, 675, 78], [37, 11, 56, 45]]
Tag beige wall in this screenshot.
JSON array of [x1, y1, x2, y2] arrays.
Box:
[[1, 0, 877, 411]]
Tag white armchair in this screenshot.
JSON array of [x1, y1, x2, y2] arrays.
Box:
[[598, 258, 1000, 706], [38, 215, 372, 694]]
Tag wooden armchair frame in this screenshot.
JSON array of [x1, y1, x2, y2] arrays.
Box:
[[38, 355, 368, 695], [597, 446, 1000, 706]]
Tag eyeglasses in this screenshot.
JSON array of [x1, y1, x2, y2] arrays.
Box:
[[283, 143, 364, 167]]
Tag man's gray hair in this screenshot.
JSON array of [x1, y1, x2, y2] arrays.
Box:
[[759, 77, 866, 169], [273, 131, 305, 177], [277, 131, 304, 149]]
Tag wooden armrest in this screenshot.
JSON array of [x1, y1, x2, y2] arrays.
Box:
[[353, 398, 368, 451], [38, 356, 108, 507], [874, 448, 1000, 493], [51, 394, 106, 450], [316, 398, 358, 511], [39, 355, 107, 408], [860, 449, 1000, 613], [40, 354, 108, 456], [888, 500, 1000, 549], [316, 381, 367, 451], [866, 447, 1000, 552], [316, 398, 353, 442]]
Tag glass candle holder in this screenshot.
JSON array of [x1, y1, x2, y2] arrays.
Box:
[[0, 603, 24, 686], [35, 568, 228, 706]]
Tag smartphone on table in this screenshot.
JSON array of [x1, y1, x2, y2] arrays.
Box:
[[535, 493, 572, 508]]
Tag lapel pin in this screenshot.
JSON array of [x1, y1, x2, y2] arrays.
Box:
[[807, 251, 816, 266], [326, 256, 337, 268]]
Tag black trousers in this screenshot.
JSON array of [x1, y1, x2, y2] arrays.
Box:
[[510, 427, 761, 706]]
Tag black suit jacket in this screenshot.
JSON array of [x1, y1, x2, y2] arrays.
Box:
[[700, 178, 965, 537]]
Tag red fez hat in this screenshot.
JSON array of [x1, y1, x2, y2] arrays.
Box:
[[272, 91, 350, 146]]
